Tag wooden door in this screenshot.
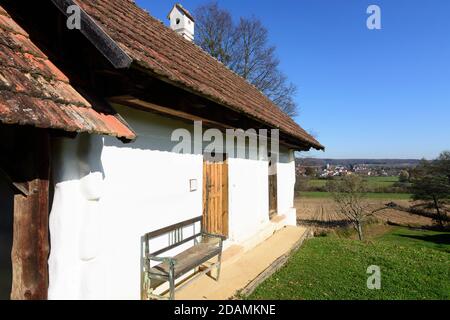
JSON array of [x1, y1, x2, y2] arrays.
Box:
[[269, 174, 277, 218], [203, 157, 228, 237]]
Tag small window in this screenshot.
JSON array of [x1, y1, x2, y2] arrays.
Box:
[[176, 18, 181, 25]]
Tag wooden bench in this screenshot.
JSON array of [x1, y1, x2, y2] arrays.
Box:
[[143, 216, 225, 300]]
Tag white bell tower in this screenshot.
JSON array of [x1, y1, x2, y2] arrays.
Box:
[[168, 4, 195, 42]]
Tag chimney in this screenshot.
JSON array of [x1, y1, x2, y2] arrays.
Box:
[[168, 4, 195, 41]]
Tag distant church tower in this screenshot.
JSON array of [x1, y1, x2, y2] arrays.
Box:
[[168, 4, 195, 42]]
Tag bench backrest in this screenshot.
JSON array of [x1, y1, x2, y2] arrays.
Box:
[[144, 216, 202, 257]]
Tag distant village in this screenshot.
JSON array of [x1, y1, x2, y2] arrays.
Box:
[[296, 158, 420, 178], [310, 164, 389, 178]]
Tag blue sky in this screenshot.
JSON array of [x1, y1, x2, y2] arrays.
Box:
[[136, 0, 450, 159]]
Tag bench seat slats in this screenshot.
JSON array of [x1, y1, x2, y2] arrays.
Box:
[[149, 243, 221, 278]]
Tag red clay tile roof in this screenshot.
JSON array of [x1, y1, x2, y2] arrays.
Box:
[[74, 0, 323, 150], [0, 5, 136, 140]]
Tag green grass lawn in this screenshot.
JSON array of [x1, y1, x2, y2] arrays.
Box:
[[378, 228, 450, 253], [248, 227, 450, 300], [298, 191, 412, 200]]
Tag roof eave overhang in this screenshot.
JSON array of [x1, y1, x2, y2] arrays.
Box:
[[49, 0, 324, 151], [129, 62, 325, 152]]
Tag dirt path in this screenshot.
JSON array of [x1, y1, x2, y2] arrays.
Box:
[[295, 197, 434, 230]]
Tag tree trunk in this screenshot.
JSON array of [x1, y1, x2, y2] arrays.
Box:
[[356, 221, 364, 241], [432, 195, 445, 229]]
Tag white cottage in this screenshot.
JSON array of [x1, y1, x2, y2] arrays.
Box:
[[0, 0, 323, 300]]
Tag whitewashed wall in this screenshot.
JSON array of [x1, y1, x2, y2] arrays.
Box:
[[228, 157, 269, 242], [49, 107, 203, 300], [48, 105, 297, 300], [277, 147, 296, 215], [100, 108, 205, 299]]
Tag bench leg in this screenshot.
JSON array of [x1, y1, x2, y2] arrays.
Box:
[[216, 253, 222, 281], [169, 269, 175, 300], [146, 276, 151, 300]]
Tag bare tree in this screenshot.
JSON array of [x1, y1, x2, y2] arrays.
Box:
[[265, 75, 297, 119], [194, 2, 298, 117], [230, 18, 275, 80], [327, 176, 373, 241], [194, 2, 236, 65]]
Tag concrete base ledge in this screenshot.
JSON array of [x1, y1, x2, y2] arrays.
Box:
[[223, 208, 298, 263]]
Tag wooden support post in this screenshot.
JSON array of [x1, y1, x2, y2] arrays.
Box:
[[10, 131, 50, 300]]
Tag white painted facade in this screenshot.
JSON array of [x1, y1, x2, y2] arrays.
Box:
[[47, 105, 297, 300]]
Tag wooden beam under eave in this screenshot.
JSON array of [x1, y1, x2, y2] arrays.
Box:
[[110, 96, 313, 151], [10, 131, 50, 300], [109, 96, 231, 130]]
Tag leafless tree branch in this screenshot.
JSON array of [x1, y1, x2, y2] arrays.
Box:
[[194, 2, 298, 117]]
